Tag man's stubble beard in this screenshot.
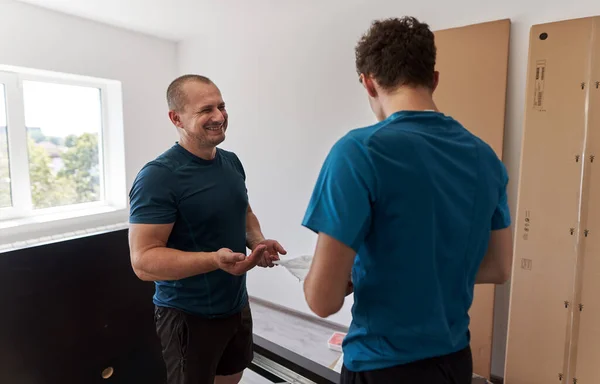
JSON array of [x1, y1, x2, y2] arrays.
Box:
[[203, 121, 227, 147]]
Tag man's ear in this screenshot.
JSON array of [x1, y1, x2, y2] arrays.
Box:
[[432, 71, 440, 92], [361, 74, 378, 98], [168, 110, 183, 128]]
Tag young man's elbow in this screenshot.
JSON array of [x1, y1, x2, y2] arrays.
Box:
[[488, 260, 512, 285], [498, 264, 512, 284], [307, 298, 342, 318], [304, 287, 343, 318], [498, 247, 514, 284]]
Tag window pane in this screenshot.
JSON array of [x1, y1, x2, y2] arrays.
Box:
[[0, 84, 11, 208], [23, 81, 103, 210]]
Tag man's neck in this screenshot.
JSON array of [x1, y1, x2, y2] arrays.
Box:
[[379, 86, 439, 119], [179, 137, 216, 160]]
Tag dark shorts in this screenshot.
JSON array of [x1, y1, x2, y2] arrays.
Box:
[[341, 346, 473, 384], [154, 304, 254, 384]]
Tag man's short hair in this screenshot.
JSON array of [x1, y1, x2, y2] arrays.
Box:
[[355, 17, 437, 90], [167, 74, 213, 111]]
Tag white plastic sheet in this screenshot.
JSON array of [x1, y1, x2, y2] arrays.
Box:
[[273, 255, 313, 282]]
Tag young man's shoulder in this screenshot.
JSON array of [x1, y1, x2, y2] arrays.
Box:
[[341, 112, 443, 144], [467, 132, 504, 167], [327, 122, 408, 168], [335, 122, 386, 150]]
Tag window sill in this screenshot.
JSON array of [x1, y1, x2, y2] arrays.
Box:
[[0, 204, 129, 248]]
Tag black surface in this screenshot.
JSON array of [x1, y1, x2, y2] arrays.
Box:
[[253, 334, 340, 384], [247, 362, 285, 382], [0, 230, 166, 384], [0, 229, 343, 384]]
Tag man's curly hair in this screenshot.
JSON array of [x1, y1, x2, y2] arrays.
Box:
[[355, 17, 437, 90]]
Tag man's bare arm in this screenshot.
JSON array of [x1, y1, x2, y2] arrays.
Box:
[[246, 204, 265, 250], [304, 233, 355, 318], [475, 227, 514, 284], [129, 223, 223, 281]]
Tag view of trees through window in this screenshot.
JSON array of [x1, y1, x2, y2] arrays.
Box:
[[0, 79, 103, 212], [27, 128, 100, 209]]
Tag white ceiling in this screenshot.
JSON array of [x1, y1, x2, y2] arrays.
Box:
[[16, 0, 225, 41], [16, 0, 367, 41]]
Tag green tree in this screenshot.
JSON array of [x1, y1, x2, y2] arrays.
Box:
[[64, 134, 77, 148], [58, 132, 100, 204], [28, 138, 77, 209], [48, 136, 64, 146], [7, 132, 100, 210], [27, 127, 46, 143]]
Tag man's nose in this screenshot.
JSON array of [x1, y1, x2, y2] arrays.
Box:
[[211, 109, 225, 123]]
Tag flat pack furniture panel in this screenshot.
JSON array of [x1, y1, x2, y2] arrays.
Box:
[[433, 19, 511, 378], [505, 16, 599, 384], [570, 17, 600, 384]]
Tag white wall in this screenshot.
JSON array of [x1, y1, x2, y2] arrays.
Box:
[[178, 0, 600, 376], [0, 0, 178, 202]]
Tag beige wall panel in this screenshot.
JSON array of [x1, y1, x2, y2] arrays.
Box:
[[433, 19, 511, 378], [505, 17, 596, 384]]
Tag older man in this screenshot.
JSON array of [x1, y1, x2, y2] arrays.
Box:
[[128, 75, 286, 384]]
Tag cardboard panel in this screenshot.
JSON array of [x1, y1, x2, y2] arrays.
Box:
[[505, 17, 596, 383], [434, 19, 511, 378], [570, 17, 600, 384]]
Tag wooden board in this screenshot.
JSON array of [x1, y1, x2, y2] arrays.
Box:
[[569, 17, 600, 384], [433, 19, 511, 378], [504, 17, 598, 384]]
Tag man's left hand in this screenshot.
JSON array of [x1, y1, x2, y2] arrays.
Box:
[[254, 239, 287, 268]]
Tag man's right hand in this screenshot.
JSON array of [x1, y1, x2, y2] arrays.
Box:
[[213, 245, 267, 276]]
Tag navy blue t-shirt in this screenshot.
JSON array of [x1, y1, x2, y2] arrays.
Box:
[[129, 143, 249, 318], [302, 111, 511, 372]]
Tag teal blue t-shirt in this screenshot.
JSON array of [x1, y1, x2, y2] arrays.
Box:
[[302, 111, 511, 372], [129, 143, 249, 318]]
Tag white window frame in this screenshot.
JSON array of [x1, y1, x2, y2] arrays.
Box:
[[0, 66, 127, 244], [0, 71, 31, 219]]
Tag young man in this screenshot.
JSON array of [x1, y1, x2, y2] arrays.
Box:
[[128, 75, 286, 384], [302, 17, 513, 383]]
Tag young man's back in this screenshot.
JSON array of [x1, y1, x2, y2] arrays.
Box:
[[304, 109, 509, 372]]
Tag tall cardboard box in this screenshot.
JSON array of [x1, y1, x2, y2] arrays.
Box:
[[505, 16, 600, 384], [434, 19, 511, 378]]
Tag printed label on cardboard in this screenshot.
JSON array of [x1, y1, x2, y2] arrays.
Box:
[[521, 258, 533, 271], [522, 210, 531, 240], [533, 60, 547, 111]]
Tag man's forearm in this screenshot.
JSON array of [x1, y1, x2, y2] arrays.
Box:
[[133, 247, 217, 281], [246, 211, 265, 250]]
